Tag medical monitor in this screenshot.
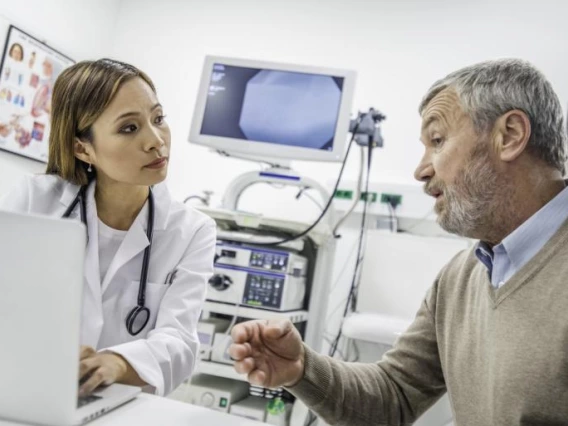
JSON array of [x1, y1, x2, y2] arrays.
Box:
[[189, 56, 356, 163]]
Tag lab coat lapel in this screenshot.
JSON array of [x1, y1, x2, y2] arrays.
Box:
[[59, 181, 81, 217], [83, 183, 103, 303], [101, 206, 150, 293], [59, 181, 102, 301], [100, 184, 171, 293]]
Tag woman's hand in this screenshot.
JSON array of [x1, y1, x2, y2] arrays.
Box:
[[78, 346, 128, 397]]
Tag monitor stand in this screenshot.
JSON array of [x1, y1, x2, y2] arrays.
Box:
[[220, 161, 336, 231]]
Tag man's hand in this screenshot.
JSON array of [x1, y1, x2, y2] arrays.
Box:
[[228, 319, 305, 389], [78, 346, 127, 397]]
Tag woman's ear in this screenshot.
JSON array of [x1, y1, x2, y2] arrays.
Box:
[[492, 109, 531, 163], [74, 138, 94, 165]]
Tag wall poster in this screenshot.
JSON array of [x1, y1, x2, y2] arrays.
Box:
[[0, 25, 74, 162]]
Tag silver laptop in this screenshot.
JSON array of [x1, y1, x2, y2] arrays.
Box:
[[0, 210, 140, 426]]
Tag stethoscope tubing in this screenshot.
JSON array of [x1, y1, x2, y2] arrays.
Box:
[[62, 183, 155, 336]]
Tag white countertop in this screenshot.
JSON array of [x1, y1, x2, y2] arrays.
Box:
[[0, 394, 265, 426]]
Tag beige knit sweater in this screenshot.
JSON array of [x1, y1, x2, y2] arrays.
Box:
[[288, 220, 568, 425]]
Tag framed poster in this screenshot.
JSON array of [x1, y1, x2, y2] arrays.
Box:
[[0, 25, 74, 162]]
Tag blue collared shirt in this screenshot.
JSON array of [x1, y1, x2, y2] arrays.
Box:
[[475, 184, 568, 289]]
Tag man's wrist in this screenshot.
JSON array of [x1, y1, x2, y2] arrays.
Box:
[[285, 344, 306, 387]]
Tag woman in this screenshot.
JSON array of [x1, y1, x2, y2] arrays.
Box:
[[0, 58, 216, 397], [8, 43, 24, 61]]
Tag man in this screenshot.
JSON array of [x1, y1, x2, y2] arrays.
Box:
[[228, 59, 568, 425]]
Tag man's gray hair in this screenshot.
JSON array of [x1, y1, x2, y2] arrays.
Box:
[[419, 59, 567, 174]]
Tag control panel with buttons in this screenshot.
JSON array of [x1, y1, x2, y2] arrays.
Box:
[[243, 273, 285, 309], [214, 241, 308, 277]]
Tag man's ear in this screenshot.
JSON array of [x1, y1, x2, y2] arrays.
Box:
[[492, 109, 531, 163], [74, 138, 94, 165]]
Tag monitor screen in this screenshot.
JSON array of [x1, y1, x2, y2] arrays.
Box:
[[189, 56, 356, 163]]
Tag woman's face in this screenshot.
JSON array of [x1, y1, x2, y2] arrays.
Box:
[[81, 77, 171, 187], [10, 45, 23, 61]]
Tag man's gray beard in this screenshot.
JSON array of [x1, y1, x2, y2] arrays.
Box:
[[437, 146, 501, 238]]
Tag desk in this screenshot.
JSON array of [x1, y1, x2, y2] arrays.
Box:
[[0, 394, 265, 426]]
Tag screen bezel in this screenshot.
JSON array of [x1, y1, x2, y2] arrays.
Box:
[[189, 55, 356, 163]]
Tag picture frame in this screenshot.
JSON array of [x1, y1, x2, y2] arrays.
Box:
[[0, 25, 74, 163]]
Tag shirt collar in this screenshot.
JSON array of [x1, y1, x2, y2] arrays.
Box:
[[500, 184, 568, 271], [475, 183, 568, 272]]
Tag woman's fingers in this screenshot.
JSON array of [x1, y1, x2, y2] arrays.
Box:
[[80, 346, 96, 360], [79, 357, 100, 381], [79, 367, 106, 397]]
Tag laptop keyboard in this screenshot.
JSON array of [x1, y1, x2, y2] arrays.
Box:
[[77, 394, 102, 408]]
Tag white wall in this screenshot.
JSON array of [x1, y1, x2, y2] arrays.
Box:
[[106, 0, 568, 350], [0, 0, 121, 195], [108, 0, 568, 220], [1, 0, 567, 357]]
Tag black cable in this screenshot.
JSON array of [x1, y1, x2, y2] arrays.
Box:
[[387, 202, 398, 232], [183, 194, 207, 205], [305, 410, 318, 426], [329, 138, 374, 357], [245, 123, 360, 247]]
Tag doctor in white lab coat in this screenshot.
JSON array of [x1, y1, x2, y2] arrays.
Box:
[[0, 59, 216, 397]]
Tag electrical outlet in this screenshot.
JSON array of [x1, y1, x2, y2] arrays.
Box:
[[334, 189, 354, 200], [360, 192, 378, 203], [380, 193, 402, 207]]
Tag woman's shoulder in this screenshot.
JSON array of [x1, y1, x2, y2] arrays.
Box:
[[155, 183, 216, 232], [170, 197, 216, 229], [26, 173, 68, 190], [26, 174, 79, 200], [0, 174, 77, 214]]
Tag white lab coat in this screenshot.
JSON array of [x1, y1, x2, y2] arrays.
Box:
[[0, 174, 216, 396]]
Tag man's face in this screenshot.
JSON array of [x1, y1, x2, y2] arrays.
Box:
[[415, 89, 502, 238]]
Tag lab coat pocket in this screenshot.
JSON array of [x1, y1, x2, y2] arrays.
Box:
[[121, 281, 169, 337]]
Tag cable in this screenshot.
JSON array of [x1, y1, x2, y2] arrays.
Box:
[[322, 336, 347, 361], [224, 301, 241, 335], [332, 145, 365, 236], [295, 187, 325, 211], [328, 139, 374, 357], [183, 194, 207, 205], [329, 238, 360, 295], [321, 236, 363, 345], [386, 202, 398, 233], [349, 339, 360, 362], [244, 123, 361, 247], [400, 209, 436, 233], [305, 410, 318, 426]]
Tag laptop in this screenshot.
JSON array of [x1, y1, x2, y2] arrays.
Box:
[[0, 210, 140, 426]]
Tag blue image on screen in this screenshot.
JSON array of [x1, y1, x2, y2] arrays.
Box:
[[238, 71, 341, 149], [200, 65, 344, 151]]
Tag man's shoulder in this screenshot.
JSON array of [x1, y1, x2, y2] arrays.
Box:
[[440, 245, 480, 279], [433, 244, 484, 299]]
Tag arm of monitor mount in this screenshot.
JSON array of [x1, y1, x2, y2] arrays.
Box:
[[221, 167, 337, 233]]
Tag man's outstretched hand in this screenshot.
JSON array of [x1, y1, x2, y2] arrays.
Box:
[[229, 319, 305, 389]]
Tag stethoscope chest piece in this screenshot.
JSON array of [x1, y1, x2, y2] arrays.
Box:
[[63, 183, 155, 336], [125, 305, 151, 336]]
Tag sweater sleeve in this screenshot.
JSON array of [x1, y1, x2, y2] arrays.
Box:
[[287, 282, 446, 426]]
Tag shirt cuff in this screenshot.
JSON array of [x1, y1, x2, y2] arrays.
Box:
[[101, 340, 165, 396]]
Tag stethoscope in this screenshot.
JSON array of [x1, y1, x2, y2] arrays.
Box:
[[62, 184, 155, 336]]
